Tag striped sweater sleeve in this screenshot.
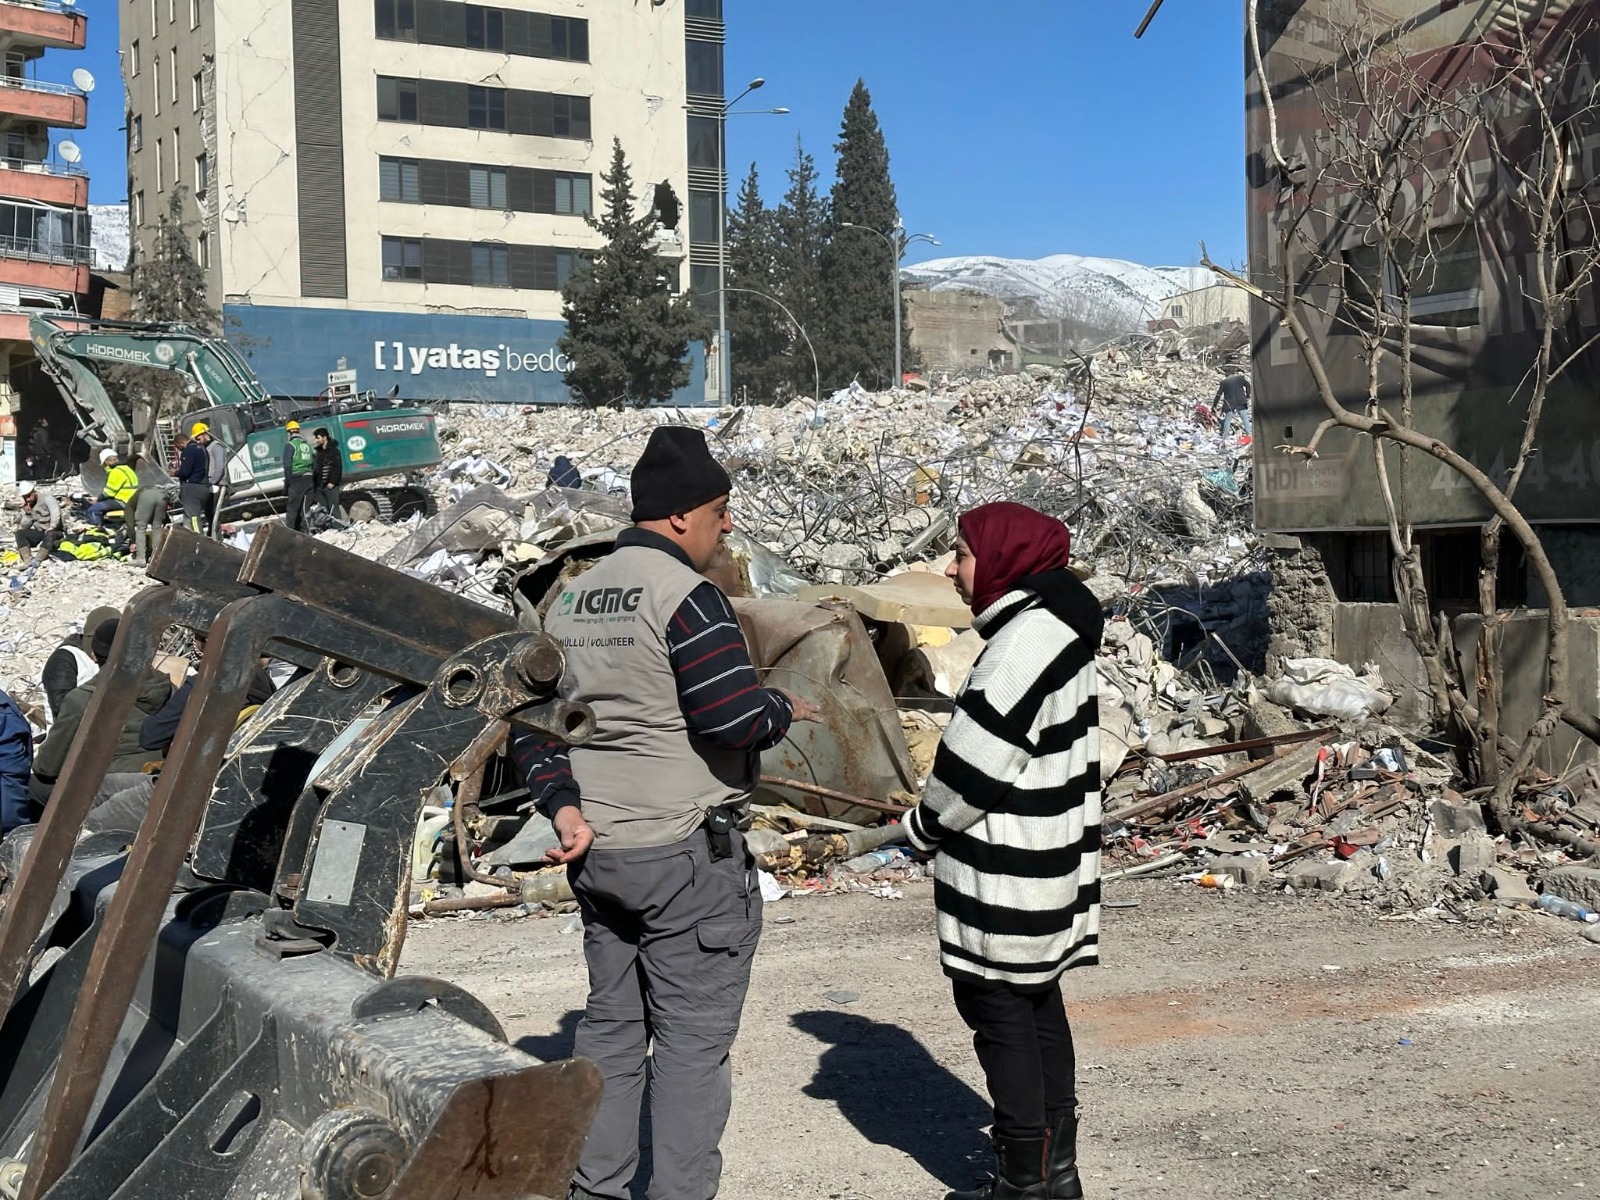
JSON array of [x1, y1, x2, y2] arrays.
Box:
[[510, 729, 580, 817], [668, 581, 793, 751]]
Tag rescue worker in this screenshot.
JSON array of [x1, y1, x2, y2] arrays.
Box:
[[1214, 369, 1252, 438], [41, 606, 120, 727], [14, 480, 63, 559], [282, 420, 315, 532], [311, 427, 343, 521], [178, 423, 213, 533], [205, 423, 230, 526], [129, 455, 172, 565], [27, 618, 172, 819], [512, 426, 820, 1200], [87, 448, 138, 528]]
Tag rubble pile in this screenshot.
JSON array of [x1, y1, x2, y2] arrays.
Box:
[[434, 354, 1256, 590]]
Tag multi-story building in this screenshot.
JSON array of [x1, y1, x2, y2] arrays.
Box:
[[0, 0, 92, 477], [123, 0, 722, 405]]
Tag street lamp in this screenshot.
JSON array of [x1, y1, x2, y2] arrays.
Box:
[[716, 77, 765, 409], [840, 221, 939, 388]]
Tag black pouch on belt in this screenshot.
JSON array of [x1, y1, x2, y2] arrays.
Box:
[[704, 805, 739, 861]]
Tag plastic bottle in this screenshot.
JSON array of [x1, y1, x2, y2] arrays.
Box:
[[1535, 893, 1600, 924], [1195, 873, 1235, 890]]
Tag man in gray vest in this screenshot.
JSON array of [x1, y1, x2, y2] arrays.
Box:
[[513, 426, 818, 1200]]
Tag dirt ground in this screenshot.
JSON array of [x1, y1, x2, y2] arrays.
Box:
[[400, 878, 1600, 1200]]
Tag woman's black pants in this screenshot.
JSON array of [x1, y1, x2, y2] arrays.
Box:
[[952, 977, 1078, 1139]]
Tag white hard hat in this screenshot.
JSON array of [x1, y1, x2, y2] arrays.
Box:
[[16, 480, 34, 497], [99, 448, 117, 463]]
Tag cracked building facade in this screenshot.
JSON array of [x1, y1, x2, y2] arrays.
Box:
[[122, 0, 719, 404], [0, 0, 91, 477]]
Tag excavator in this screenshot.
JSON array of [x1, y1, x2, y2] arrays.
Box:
[[29, 314, 443, 525]]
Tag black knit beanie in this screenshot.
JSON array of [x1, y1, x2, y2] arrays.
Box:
[[630, 427, 732, 522], [91, 618, 120, 659]]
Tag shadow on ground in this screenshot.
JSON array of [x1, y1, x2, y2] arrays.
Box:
[[792, 1008, 992, 1189]]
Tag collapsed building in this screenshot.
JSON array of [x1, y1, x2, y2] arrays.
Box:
[[1247, 0, 1600, 766]]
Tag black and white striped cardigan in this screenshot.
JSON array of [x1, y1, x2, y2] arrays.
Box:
[[905, 573, 1102, 988]]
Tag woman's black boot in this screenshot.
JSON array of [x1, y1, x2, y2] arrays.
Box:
[[1044, 1111, 1083, 1199], [945, 1133, 1048, 1200]]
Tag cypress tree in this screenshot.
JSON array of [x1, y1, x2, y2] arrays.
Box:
[[819, 80, 902, 391], [773, 137, 830, 401], [560, 139, 709, 406], [133, 186, 216, 332], [724, 163, 789, 402]]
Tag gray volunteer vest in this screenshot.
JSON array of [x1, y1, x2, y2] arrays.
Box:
[[546, 543, 750, 849]]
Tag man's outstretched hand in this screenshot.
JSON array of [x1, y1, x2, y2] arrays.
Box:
[[546, 805, 594, 864]]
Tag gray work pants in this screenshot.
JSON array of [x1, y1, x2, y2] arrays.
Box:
[[179, 482, 211, 533], [568, 828, 761, 1200], [85, 773, 156, 837]]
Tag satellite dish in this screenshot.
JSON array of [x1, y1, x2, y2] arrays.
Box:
[[72, 68, 95, 93], [58, 140, 81, 164]]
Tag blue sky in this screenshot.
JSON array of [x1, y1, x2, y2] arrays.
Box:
[[64, 0, 1246, 268]]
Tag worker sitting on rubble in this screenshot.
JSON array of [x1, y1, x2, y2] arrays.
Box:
[[283, 421, 316, 533], [903, 501, 1103, 1200], [41, 605, 121, 728], [86, 448, 139, 529], [14, 480, 63, 561], [511, 425, 819, 1200], [178, 424, 213, 534], [25, 618, 173, 825], [85, 633, 276, 838]]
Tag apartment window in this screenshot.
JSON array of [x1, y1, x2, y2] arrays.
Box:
[[155, 138, 164, 189], [0, 203, 92, 261], [189, 0, 199, 28], [686, 40, 723, 97], [1169, 304, 1184, 319], [688, 189, 719, 246], [4, 133, 21, 161], [549, 16, 587, 61], [195, 152, 208, 194], [686, 0, 723, 16], [151, 0, 159, 35], [197, 230, 209, 268], [375, 0, 416, 38], [130, 40, 141, 76], [549, 94, 586, 137], [1344, 223, 1482, 329], [173, 128, 181, 190], [465, 5, 503, 51], [467, 85, 505, 131], [687, 115, 719, 170], [153, 54, 162, 114], [468, 164, 507, 209], [131, 115, 143, 152], [377, 77, 419, 122], [379, 156, 420, 203], [382, 235, 423, 280], [133, 190, 144, 227], [554, 173, 591, 216], [170, 49, 179, 104], [167, 0, 175, 22], [554, 249, 579, 288], [192, 70, 203, 112], [471, 242, 509, 286]]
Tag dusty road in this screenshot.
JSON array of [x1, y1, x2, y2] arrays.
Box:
[[401, 880, 1600, 1200]]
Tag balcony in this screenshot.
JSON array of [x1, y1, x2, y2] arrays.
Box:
[[0, 248, 87, 295], [0, 75, 85, 128], [0, 1, 86, 52], [0, 156, 84, 206]]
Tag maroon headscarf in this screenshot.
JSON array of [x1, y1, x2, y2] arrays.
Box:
[[958, 502, 1074, 615]]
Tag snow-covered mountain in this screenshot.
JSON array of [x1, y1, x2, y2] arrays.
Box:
[[89, 203, 130, 273], [901, 253, 1213, 326]]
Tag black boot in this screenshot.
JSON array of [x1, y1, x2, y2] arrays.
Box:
[[945, 1133, 1048, 1200], [1045, 1111, 1083, 1199]]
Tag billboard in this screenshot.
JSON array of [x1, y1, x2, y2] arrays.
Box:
[[221, 304, 709, 406]]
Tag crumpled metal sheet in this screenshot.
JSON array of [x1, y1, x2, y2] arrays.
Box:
[[733, 597, 918, 825], [382, 483, 522, 565]]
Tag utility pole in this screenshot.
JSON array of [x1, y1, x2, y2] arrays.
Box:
[[841, 220, 939, 387]]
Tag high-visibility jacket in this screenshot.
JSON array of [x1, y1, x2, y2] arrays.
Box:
[[103, 464, 139, 504], [286, 436, 314, 477]]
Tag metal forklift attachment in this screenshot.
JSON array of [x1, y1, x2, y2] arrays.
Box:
[[0, 527, 600, 1200]]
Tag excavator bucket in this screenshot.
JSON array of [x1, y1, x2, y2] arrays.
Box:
[[0, 528, 601, 1200]]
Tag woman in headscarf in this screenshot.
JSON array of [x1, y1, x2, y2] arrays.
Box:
[[905, 501, 1103, 1200]]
